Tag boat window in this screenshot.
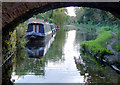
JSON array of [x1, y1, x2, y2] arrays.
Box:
[[39, 24, 44, 33], [27, 24, 33, 32]]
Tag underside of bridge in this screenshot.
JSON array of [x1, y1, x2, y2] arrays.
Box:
[[2, 2, 120, 35]]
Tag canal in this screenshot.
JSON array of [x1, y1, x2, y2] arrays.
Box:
[[10, 29, 120, 83]]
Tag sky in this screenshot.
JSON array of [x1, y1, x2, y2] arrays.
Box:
[[66, 7, 76, 16]]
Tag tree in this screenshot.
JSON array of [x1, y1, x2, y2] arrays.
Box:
[[33, 8, 70, 28], [74, 7, 120, 26], [52, 8, 69, 28]]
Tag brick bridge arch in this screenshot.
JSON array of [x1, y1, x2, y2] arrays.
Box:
[[2, 2, 120, 34]]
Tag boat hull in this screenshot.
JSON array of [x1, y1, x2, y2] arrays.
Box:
[[26, 32, 52, 43]]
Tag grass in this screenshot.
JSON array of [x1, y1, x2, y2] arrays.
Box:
[[81, 31, 114, 57], [112, 30, 120, 52], [73, 23, 120, 56], [112, 40, 120, 52]]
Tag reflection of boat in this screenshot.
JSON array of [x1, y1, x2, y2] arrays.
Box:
[[26, 20, 52, 42], [25, 35, 55, 58]]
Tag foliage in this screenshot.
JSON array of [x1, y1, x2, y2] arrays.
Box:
[[33, 8, 70, 28], [4, 30, 17, 61], [100, 26, 112, 31], [74, 7, 120, 26], [5, 31, 16, 53], [116, 30, 120, 36], [112, 40, 120, 52], [81, 31, 114, 58], [3, 22, 28, 61], [16, 22, 28, 49], [52, 8, 67, 28]]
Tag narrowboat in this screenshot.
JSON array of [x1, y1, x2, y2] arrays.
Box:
[[56, 24, 60, 31], [26, 21, 52, 42]]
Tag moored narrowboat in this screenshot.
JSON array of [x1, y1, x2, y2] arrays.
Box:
[[26, 21, 52, 42], [56, 24, 60, 31]]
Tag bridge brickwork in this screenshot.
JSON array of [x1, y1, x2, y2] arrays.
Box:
[[2, 2, 51, 28], [2, 2, 120, 34]]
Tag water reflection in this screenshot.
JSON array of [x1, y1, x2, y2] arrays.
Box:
[[74, 31, 120, 83], [10, 29, 120, 83], [25, 34, 56, 58], [44, 30, 65, 62], [75, 54, 120, 83], [11, 30, 66, 83], [75, 31, 97, 43]]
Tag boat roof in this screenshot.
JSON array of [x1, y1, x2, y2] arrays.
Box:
[[50, 23, 55, 25], [28, 19, 44, 25], [28, 21, 50, 25], [28, 22, 44, 25]]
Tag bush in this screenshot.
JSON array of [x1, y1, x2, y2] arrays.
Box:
[[101, 26, 111, 31], [112, 40, 120, 52], [81, 31, 113, 58]]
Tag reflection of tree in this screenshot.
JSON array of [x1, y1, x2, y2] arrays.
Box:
[[75, 31, 97, 43], [75, 53, 120, 83], [44, 30, 66, 62], [14, 48, 45, 76]]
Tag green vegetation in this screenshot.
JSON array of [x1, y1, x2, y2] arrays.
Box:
[[81, 31, 114, 58], [33, 8, 70, 28], [112, 40, 120, 52], [5, 31, 16, 53], [74, 7, 120, 26], [3, 22, 28, 61], [115, 30, 120, 37], [112, 30, 120, 52], [16, 22, 28, 49], [74, 7, 120, 58]]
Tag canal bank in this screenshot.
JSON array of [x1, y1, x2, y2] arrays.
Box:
[[80, 30, 120, 74]]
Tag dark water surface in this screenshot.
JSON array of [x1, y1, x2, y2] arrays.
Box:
[[10, 30, 120, 83]]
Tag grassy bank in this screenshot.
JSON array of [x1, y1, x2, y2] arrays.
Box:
[[112, 30, 120, 52], [73, 23, 119, 33], [81, 31, 114, 58], [112, 40, 120, 52], [75, 23, 120, 57]]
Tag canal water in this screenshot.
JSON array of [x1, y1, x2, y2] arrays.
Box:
[[10, 30, 120, 83]]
